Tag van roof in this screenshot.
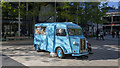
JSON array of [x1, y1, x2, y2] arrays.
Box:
[[35, 22, 77, 26], [35, 22, 82, 29]]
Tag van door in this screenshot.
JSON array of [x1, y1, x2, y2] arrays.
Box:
[[47, 25, 56, 52], [39, 26, 47, 50], [55, 29, 72, 54]]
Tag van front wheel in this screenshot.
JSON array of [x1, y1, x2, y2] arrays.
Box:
[[56, 48, 64, 58]]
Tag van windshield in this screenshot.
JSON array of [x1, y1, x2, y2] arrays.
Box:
[[68, 29, 83, 36]]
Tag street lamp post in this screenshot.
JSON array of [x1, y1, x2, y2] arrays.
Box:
[[18, 1, 21, 37], [55, 0, 56, 22], [26, 2, 28, 35], [77, 5, 78, 24]]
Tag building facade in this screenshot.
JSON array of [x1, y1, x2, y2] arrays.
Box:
[[103, 2, 120, 33]]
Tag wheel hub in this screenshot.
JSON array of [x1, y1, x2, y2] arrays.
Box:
[[59, 52, 61, 54]]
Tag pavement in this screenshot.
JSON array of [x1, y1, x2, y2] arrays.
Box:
[[1, 35, 119, 66]]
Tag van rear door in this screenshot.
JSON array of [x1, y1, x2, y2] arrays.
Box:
[[34, 26, 47, 50]]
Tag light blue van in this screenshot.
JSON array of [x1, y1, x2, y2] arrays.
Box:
[[34, 22, 89, 58]]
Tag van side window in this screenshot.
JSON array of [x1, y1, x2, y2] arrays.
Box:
[[56, 29, 66, 36], [35, 26, 46, 35]]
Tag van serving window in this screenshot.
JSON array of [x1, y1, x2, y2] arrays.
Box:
[[56, 29, 66, 36], [35, 26, 46, 35]]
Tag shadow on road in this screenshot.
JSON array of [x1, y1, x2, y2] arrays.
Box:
[[2, 54, 28, 67], [2, 40, 33, 46]]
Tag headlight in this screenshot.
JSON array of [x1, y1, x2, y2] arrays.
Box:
[[73, 41, 76, 45]]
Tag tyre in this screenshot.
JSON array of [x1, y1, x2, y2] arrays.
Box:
[[56, 47, 65, 58], [35, 44, 41, 52]]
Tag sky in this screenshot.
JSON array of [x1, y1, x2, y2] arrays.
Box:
[[108, 2, 119, 9], [107, 0, 119, 9], [108, 0, 120, 2]]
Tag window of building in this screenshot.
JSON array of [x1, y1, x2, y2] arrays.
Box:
[[35, 26, 46, 35], [56, 29, 66, 36]]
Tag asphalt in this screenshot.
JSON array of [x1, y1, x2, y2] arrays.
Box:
[[1, 35, 119, 66]]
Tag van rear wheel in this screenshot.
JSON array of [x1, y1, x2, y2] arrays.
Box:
[[56, 48, 64, 58], [35, 45, 41, 52]]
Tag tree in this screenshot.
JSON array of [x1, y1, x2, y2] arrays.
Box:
[[80, 2, 94, 28], [27, 2, 41, 35], [2, 2, 109, 37], [56, 2, 83, 24], [77, 2, 108, 34], [2, 2, 25, 37], [56, 2, 71, 22], [69, 2, 83, 24], [27, 2, 55, 34], [90, 2, 108, 32], [2, 2, 25, 19]]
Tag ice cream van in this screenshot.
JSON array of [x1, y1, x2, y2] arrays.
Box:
[[34, 22, 89, 58]]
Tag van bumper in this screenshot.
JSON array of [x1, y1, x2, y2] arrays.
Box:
[[72, 52, 89, 56]]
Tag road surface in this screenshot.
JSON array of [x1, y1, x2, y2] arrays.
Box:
[[1, 35, 119, 66]]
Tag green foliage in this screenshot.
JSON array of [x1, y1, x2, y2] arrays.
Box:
[[90, 2, 108, 24], [1, 2, 109, 35], [2, 2, 108, 26], [57, 2, 71, 22], [56, 2, 83, 23], [2, 2, 25, 19], [56, 2, 108, 26]]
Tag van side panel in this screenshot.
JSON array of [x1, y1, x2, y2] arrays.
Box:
[[39, 35, 47, 50], [34, 34, 41, 47], [55, 36, 72, 54], [46, 25, 56, 52]]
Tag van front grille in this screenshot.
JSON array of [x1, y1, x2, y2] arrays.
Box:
[[80, 39, 86, 53]]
